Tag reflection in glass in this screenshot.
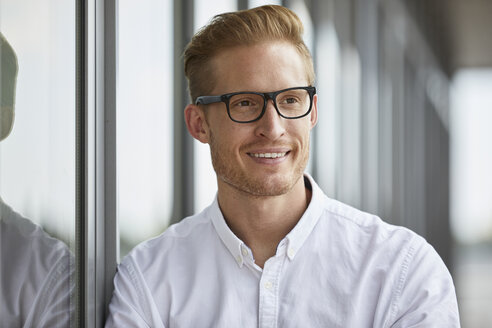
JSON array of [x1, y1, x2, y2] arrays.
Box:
[[0, 0, 75, 325], [1, 198, 73, 326]]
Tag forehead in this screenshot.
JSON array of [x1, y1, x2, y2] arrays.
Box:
[[210, 41, 308, 94]]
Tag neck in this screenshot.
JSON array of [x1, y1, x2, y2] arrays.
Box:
[[217, 175, 311, 268]]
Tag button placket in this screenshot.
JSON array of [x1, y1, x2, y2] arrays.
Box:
[[258, 254, 286, 328]]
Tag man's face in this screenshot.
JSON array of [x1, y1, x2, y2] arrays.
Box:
[[200, 41, 317, 197]]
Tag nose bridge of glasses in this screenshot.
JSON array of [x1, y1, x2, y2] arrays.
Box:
[[264, 91, 277, 103], [263, 91, 279, 110], [261, 95, 283, 123], [261, 96, 280, 121]]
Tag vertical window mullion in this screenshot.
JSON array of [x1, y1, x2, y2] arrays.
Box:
[[75, 0, 87, 325], [172, 0, 195, 224], [82, 0, 118, 326], [101, 0, 118, 321]]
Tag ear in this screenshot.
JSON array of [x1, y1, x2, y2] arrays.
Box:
[[309, 94, 318, 129], [184, 104, 210, 143]]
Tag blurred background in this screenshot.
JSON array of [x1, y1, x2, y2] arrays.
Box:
[[1, 0, 491, 326]]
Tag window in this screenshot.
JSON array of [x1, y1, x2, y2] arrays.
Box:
[[0, 0, 76, 325], [117, 0, 174, 258]]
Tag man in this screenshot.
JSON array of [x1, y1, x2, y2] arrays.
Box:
[[106, 5, 459, 327], [1, 32, 74, 327]]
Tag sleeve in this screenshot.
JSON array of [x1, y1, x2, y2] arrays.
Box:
[[387, 238, 460, 327], [105, 258, 165, 328]]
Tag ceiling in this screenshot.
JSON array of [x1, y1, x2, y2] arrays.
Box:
[[407, 0, 492, 75], [447, 0, 492, 71]]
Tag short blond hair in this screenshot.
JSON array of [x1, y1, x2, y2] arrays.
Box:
[[184, 5, 315, 103]]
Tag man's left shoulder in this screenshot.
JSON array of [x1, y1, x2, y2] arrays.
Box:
[[318, 196, 417, 243]]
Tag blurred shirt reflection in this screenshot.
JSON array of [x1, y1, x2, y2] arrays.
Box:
[[1, 31, 74, 327], [1, 199, 74, 327]]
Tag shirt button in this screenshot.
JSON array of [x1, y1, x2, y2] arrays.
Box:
[[264, 281, 273, 290], [241, 248, 248, 256], [288, 248, 295, 257], [236, 255, 242, 264]]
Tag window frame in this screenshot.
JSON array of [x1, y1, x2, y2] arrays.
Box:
[[77, 0, 118, 326]]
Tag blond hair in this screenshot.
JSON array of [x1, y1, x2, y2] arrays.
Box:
[[184, 5, 315, 103]]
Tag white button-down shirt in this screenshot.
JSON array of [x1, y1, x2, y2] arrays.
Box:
[[106, 174, 459, 327]]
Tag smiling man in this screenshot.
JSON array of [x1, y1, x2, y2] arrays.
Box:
[[106, 5, 459, 327]]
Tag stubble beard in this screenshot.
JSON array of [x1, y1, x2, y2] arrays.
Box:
[[208, 130, 309, 197]]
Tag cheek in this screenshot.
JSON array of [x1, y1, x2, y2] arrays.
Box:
[[290, 123, 312, 148], [210, 125, 247, 154]]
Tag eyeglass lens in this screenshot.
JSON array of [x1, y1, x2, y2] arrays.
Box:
[[228, 88, 311, 122]]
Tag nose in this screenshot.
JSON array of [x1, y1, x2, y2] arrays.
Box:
[[254, 99, 286, 140]]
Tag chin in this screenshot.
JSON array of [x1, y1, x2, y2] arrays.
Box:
[[222, 171, 302, 197]]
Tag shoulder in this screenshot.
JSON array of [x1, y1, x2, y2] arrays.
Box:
[[318, 195, 419, 246], [306, 175, 418, 248], [120, 206, 215, 273], [1, 199, 71, 266], [312, 195, 459, 325], [311, 192, 445, 283], [108, 207, 218, 326]]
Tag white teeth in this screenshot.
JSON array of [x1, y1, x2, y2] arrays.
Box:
[[251, 152, 287, 158]]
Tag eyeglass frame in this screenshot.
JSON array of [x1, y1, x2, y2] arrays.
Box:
[[194, 86, 317, 123]]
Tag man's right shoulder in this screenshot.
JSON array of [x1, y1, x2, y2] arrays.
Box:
[[120, 209, 214, 272]]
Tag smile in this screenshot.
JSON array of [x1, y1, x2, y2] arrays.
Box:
[[248, 152, 288, 159]]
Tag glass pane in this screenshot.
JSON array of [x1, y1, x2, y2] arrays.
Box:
[[118, 0, 174, 258], [0, 0, 76, 326], [313, 18, 340, 198]]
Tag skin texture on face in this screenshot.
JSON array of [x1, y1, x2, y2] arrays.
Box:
[[186, 41, 317, 199]]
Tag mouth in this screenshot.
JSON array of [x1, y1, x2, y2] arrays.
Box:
[[246, 150, 291, 164], [248, 151, 288, 159]]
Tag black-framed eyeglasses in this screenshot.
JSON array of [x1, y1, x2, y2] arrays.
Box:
[[195, 86, 316, 123]]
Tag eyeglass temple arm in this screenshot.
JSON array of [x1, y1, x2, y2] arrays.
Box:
[[195, 95, 223, 105]]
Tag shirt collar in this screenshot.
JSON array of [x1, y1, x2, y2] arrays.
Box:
[[209, 173, 324, 267], [209, 198, 247, 268], [284, 173, 324, 260]]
